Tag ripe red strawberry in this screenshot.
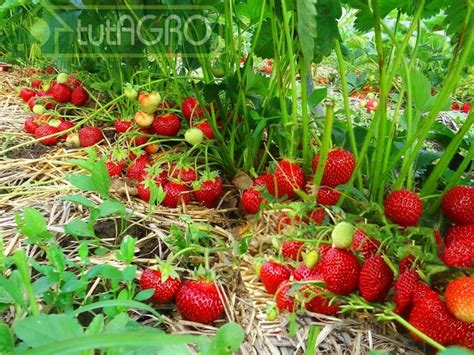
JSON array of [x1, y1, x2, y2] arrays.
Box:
[[365, 99, 378, 113], [433, 230, 443, 247], [137, 183, 151, 202], [445, 277, 474, 323], [57, 120, 74, 140], [304, 286, 339, 315], [358, 255, 393, 302], [140, 268, 181, 304], [309, 209, 326, 225], [193, 172, 223, 208], [169, 164, 197, 183], [51, 83, 71, 103], [351, 230, 381, 260], [195, 120, 214, 139], [394, 270, 419, 315], [114, 119, 133, 133], [20, 88, 36, 103], [70, 86, 89, 106], [440, 225, 474, 268], [241, 188, 264, 214], [461, 102, 471, 114], [321, 248, 360, 295], [451, 102, 460, 110], [412, 282, 440, 305], [293, 263, 322, 281], [282, 241, 305, 261], [253, 173, 276, 196], [126, 155, 150, 180], [66, 76, 82, 88], [181, 97, 206, 121], [259, 261, 292, 294], [311, 148, 355, 187], [78, 127, 103, 147], [152, 114, 181, 136], [398, 255, 415, 274], [30, 79, 42, 89], [441, 185, 474, 225], [175, 278, 224, 324], [131, 128, 151, 147], [275, 282, 295, 312], [106, 161, 125, 177], [384, 190, 423, 227], [57, 120, 74, 132], [408, 294, 465, 347], [316, 186, 340, 205], [162, 182, 191, 208], [274, 160, 305, 199], [24, 117, 39, 134], [34, 125, 59, 145]]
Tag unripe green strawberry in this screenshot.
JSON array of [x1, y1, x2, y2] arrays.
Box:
[[56, 72, 68, 84], [185, 128, 204, 145], [331, 222, 354, 249], [266, 305, 278, 321], [124, 84, 138, 100], [303, 250, 319, 269], [32, 104, 45, 114]]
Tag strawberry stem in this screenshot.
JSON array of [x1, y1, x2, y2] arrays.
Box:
[[390, 313, 446, 352]]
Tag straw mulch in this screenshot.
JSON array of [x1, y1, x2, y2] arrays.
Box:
[[0, 67, 424, 354]]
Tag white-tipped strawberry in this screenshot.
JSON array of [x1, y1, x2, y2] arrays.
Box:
[[138, 92, 161, 113], [134, 111, 154, 127], [66, 133, 80, 147]]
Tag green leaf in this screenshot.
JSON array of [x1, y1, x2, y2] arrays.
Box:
[[65, 219, 95, 238], [134, 289, 155, 302], [122, 265, 137, 282], [409, 69, 431, 113], [245, 69, 270, 96], [350, 0, 409, 33], [206, 323, 245, 355], [0, 273, 25, 307], [0, 322, 14, 354], [85, 315, 104, 336], [313, 0, 342, 62], [116, 235, 136, 265], [72, 300, 162, 320], [308, 88, 327, 108], [14, 314, 83, 348], [15, 208, 53, 244], [62, 195, 97, 209], [86, 265, 122, 281], [253, 20, 274, 58], [67, 174, 97, 193], [98, 199, 125, 217], [90, 160, 111, 198], [439, 346, 474, 355], [297, 0, 317, 63], [61, 279, 86, 293]]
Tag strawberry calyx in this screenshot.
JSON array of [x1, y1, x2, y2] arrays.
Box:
[[156, 261, 180, 283]]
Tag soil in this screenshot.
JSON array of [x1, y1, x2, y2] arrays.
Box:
[[94, 219, 149, 241], [5, 143, 49, 159]]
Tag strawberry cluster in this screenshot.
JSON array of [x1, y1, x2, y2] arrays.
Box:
[[20, 73, 102, 147], [241, 148, 355, 214], [140, 268, 224, 324]]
